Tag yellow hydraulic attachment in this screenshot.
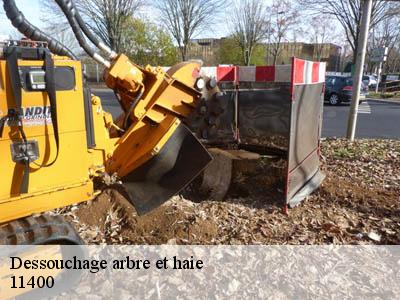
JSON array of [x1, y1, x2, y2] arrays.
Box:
[[0, 1, 218, 298], [0, 47, 217, 225], [0, 0, 220, 249]]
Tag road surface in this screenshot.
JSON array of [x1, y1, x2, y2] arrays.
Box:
[[322, 100, 400, 139], [92, 89, 400, 139]]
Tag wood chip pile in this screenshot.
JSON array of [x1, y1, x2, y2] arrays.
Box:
[[53, 138, 400, 245]]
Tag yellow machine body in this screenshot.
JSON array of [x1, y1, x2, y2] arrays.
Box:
[[0, 58, 104, 223], [0, 52, 212, 224]]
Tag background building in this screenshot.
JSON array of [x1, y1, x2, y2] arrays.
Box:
[[186, 38, 341, 71], [266, 42, 341, 71], [186, 38, 223, 66]]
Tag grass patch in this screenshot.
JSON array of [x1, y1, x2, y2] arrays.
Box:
[[368, 92, 400, 99]]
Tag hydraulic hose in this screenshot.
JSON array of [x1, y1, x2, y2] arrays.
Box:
[[68, 0, 117, 58], [54, 0, 111, 67], [124, 86, 144, 129], [75, 13, 117, 59], [3, 0, 77, 59]]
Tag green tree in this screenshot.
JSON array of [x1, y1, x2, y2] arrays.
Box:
[[217, 37, 266, 66], [122, 18, 178, 66], [249, 44, 266, 66]]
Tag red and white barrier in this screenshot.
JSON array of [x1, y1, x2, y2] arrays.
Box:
[[292, 58, 326, 85], [200, 58, 326, 85]]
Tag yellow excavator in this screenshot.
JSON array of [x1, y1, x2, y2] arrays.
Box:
[[0, 0, 219, 245]]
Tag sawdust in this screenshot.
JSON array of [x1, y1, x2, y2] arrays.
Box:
[[64, 138, 400, 245], [73, 190, 218, 245]]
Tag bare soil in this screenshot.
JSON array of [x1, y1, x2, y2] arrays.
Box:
[[60, 138, 400, 245]]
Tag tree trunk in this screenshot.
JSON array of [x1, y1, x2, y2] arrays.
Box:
[[243, 48, 248, 66], [352, 29, 360, 65], [352, 45, 358, 65], [245, 47, 253, 66], [179, 46, 186, 61], [273, 52, 278, 65]]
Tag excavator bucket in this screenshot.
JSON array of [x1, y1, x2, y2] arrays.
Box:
[[121, 123, 212, 215]]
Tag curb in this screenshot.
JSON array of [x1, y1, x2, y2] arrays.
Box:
[[367, 98, 400, 105], [91, 88, 112, 92]]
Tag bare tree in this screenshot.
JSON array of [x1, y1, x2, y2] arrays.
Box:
[[387, 47, 400, 73], [41, 0, 144, 52], [307, 15, 339, 61], [41, 24, 81, 54], [155, 0, 223, 61], [81, 0, 144, 52], [267, 0, 298, 65], [368, 16, 400, 73], [230, 0, 269, 66], [386, 35, 400, 73], [297, 0, 400, 63]]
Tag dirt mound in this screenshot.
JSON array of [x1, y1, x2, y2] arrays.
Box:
[[73, 189, 218, 244], [62, 139, 400, 245]]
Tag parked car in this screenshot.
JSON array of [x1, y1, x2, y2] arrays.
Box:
[[363, 75, 378, 89], [325, 76, 369, 106]]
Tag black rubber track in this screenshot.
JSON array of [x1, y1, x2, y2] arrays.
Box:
[[0, 215, 87, 299], [0, 214, 84, 245]]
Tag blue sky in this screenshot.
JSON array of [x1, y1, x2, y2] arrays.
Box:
[[0, 0, 340, 45], [0, 0, 316, 42], [1, 0, 43, 36], [1, 0, 227, 39]]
